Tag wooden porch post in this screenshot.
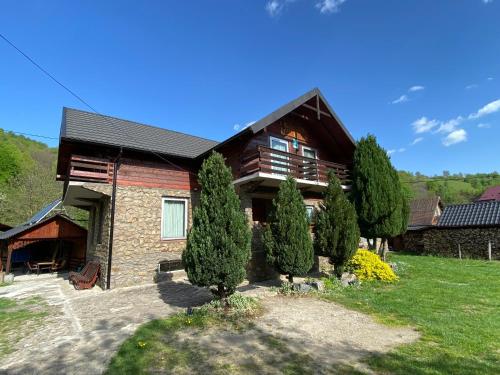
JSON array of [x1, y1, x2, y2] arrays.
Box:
[[5, 246, 13, 274]]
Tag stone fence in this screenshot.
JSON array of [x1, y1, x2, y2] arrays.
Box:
[[422, 226, 499, 260]]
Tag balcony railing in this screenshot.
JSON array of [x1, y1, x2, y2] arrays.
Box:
[[68, 155, 113, 183], [240, 145, 350, 184]]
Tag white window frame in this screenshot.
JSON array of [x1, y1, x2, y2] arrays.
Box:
[[269, 136, 290, 173], [161, 197, 188, 240], [301, 146, 318, 159]]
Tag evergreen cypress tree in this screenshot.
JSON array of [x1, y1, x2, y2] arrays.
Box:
[[263, 176, 314, 283], [182, 152, 251, 300], [351, 135, 406, 250], [315, 171, 360, 278]]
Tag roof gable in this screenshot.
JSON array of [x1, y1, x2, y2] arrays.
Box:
[[202, 88, 356, 157], [437, 201, 500, 227], [409, 197, 442, 227]]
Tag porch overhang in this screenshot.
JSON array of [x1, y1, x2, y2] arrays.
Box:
[[63, 182, 108, 208], [233, 172, 350, 193]]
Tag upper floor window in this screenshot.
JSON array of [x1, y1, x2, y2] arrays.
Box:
[[161, 198, 188, 240], [306, 205, 315, 223]]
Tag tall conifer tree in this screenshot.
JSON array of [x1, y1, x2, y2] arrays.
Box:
[[263, 176, 314, 283], [183, 152, 251, 300], [315, 172, 360, 277]]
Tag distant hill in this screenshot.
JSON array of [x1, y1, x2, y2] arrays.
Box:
[[0, 129, 87, 227], [399, 171, 500, 205]]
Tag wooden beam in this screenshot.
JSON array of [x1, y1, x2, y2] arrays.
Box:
[[302, 103, 332, 118], [5, 248, 12, 274], [316, 95, 320, 120]]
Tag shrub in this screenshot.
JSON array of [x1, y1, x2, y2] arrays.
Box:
[[346, 249, 398, 282], [201, 293, 260, 316]]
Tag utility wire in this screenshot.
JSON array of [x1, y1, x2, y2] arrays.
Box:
[[3, 130, 59, 140], [0, 32, 192, 174]]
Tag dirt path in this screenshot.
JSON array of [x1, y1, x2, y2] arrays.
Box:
[[1, 278, 418, 374]]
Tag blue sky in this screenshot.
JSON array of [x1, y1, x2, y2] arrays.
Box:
[[0, 0, 498, 175]]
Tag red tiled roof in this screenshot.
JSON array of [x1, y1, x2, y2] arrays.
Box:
[[477, 186, 500, 202], [408, 197, 442, 227]]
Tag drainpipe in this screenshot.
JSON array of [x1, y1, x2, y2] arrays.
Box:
[[106, 148, 122, 290]]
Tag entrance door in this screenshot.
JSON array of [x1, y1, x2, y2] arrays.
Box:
[[302, 146, 318, 180], [270, 137, 289, 174]]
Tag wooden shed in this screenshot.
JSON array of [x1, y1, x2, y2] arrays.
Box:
[[0, 214, 87, 274]]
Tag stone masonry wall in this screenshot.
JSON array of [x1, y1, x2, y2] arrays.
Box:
[[423, 227, 500, 260], [83, 183, 197, 288], [402, 231, 425, 254]]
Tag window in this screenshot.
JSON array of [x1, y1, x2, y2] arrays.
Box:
[[269, 136, 289, 173], [302, 146, 317, 160], [306, 205, 315, 223], [161, 198, 188, 239]]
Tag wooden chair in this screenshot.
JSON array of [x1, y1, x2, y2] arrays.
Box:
[[70, 261, 100, 290], [25, 261, 39, 274], [51, 259, 66, 272], [69, 262, 91, 282]]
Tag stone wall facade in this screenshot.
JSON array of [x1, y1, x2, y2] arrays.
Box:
[[422, 227, 499, 260], [402, 230, 425, 254], [84, 183, 197, 288]]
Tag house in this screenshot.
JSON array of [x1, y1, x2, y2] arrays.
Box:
[[390, 196, 443, 252], [0, 200, 87, 274], [477, 185, 500, 202], [56, 88, 356, 289], [422, 201, 500, 259]]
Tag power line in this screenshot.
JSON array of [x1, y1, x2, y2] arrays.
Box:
[[3, 130, 58, 140], [0, 32, 192, 174]]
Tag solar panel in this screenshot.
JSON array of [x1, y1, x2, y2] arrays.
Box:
[[25, 198, 62, 225]]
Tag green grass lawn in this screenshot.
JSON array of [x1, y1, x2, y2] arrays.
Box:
[[0, 296, 49, 357], [323, 254, 500, 375]]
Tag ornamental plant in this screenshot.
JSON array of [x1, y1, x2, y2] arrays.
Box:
[[263, 176, 314, 283], [182, 152, 251, 300], [346, 249, 398, 282], [314, 171, 360, 278]]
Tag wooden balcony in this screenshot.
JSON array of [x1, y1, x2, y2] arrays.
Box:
[[68, 155, 113, 184], [240, 145, 350, 185]]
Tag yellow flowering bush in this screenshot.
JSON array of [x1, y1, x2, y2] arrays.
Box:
[[346, 249, 398, 282]]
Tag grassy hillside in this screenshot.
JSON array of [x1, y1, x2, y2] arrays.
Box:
[[399, 171, 500, 205], [0, 129, 86, 227]]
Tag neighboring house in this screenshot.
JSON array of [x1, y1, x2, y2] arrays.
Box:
[[390, 197, 443, 252], [423, 201, 500, 259], [0, 200, 87, 274], [477, 186, 500, 202], [56, 88, 355, 289]]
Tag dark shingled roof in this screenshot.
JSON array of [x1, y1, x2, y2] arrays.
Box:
[[437, 201, 500, 228], [61, 108, 218, 159], [408, 197, 442, 227], [477, 186, 500, 202]]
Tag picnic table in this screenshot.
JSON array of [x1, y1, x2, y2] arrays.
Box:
[[36, 261, 54, 275]]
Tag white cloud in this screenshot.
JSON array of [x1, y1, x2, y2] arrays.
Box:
[[435, 116, 464, 134], [233, 124, 240, 131], [316, 0, 347, 14], [391, 94, 409, 104], [398, 148, 406, 153], [466, 84, 479, 90], [487, 77, 494, 81], [477, 123, 491, 128], [387, 149, 396, 155], [443, 129, 467, 146], [469, 99, 500, 119], [412, 117, 439, 133], [483, 0, 493, 4], [265, 0, 282, 17], [409, 85, 425, 92], [411, 137, 424, 145]]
